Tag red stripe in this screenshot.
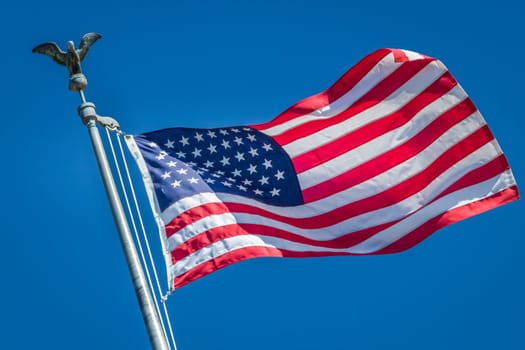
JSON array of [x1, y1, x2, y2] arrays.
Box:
[[302, 98, 478, 202], [174, 245, 284, 288], [171, 220, 398, 262], [165, 202, 228, 238], [372, 155, 514, 254], [251, 49, 392, 130], [273, 58, 433, 145], [392, 49, 410, 63], [173, 187, 518, 288], [373, 186, 519, 254], [437, 154, 510, 200], [293, 72, 457, 173]]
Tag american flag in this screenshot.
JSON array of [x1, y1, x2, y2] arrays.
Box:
[[126, 48, 519, 289]]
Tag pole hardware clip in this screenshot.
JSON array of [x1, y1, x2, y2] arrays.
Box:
[[78, 102, 120, 130]]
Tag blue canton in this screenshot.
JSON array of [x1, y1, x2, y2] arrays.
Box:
[[133, 127, 303, 211]]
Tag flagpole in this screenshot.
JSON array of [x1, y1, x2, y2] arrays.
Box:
[[33, 34, 170, 350]]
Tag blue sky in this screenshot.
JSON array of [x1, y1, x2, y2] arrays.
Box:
[[3, 1, 523, 349]]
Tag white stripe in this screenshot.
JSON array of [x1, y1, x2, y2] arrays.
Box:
[[260, 53, 401, 136], [297, 84, 468, 189], [172, 235, 276, 276], [168, 213, 238, 250], [261, 171, 513, 254], [402, 49, 425, 61], [304, 112, 489, 208], [161, 132, 498, 224], [343, 170, 514, 253], [283, 60, 447, 158], [161, 191, 221, 224], [171, 171, 514, 277], [166, 142, 502, 248]]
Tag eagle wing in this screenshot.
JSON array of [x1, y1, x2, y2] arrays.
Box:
[[78, 33, 102, 61], [32, 42, 67, 65]]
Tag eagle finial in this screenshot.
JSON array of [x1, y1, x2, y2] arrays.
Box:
[[32, 33, 102, 91]]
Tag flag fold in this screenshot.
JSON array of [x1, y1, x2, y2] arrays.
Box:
[[125, 48, 518, 290]]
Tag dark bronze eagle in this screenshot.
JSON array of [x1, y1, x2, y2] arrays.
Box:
[[32, 33, 102, 76]]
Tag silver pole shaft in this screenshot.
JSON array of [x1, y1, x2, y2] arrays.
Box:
[[79, 101, 170, 350]]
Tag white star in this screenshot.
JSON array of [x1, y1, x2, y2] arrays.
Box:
[[233, 136, 243, 145], [221, 140, 231, 149], [270, 188, 281, 197], [275, 170, 285, 180], [221, 181, 233, 187], [187, 161, 197, 167], [220, 156, 231, 166], [258, 175, 269, 185], [248, 147, 259, 157], [262, 159, 272, 169], [207, 130, 217, 138], [196, 169, 205, 175], [207, 143, 217, 154], [216, 170, 225, 175], [246, 134, 256, 142], [161, 171, 171, 179], [242, 178, 253, 186], [156, 151, 168, 160], [231, 128, 240, 133], [211, 173, 221, 178], [234, 152, 245, 162], [177, 168, 188, 175], [167, 161, 177, 167], [164, 139, 175, 148], [237, 184, 247, 191], [227, 177, 236, 182], [148, 142, 159, 148], [247, 164, 257, 174], [188, 177, 199, 184], [204, 160, 214, 168], [232, 169, 242, 177], [175, 151, 186, 158], [219, 129, 229, 136], [191, 148, 202, 158], [253, 188, 263, 195], [171, 180, 181, 188], [262, 143, 273, 151], [205, 178, 216, 184], [243, 127, 251, 131], [194, 132, 204, 142], [179, 136, 189, 146]]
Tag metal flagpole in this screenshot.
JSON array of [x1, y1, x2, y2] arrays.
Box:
[[32, 33, 170, 350]]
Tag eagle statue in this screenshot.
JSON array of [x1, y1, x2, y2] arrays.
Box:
[[32, 32, 102, 90]]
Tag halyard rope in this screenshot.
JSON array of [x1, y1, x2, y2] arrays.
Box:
[[105, 128, 177, 350]]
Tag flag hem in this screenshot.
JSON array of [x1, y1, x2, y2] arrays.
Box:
[[124, 135, 176, 294]]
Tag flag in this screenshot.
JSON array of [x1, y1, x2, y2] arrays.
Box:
[[126, 48, 519, 290]]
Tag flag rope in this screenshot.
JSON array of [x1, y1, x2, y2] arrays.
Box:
[[104, 128, 177, 350]]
